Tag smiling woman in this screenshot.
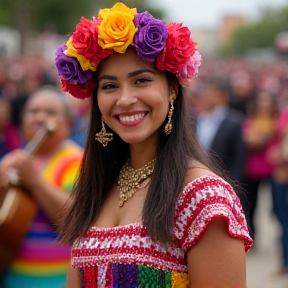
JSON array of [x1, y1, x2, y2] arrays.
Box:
[[55, 2, 253, 288], [97, 48, 175, 146]]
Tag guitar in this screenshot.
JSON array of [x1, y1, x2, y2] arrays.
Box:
[[0, 120, 57, 275]]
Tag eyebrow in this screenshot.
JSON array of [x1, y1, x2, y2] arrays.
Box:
[[128, 68, 155, 78], [98, 69, 156, 82]]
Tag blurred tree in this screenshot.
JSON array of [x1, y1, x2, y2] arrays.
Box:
[[220, 5, 288, 56], [0, 0, 164, 54], [0, 0, 98, 53]]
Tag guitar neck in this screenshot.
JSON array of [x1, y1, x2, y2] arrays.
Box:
[[25, 128, 49, 155], [24, 121, 57, 155]]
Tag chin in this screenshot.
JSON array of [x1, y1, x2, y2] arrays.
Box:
[[121, 138, 145, 145], [118, 130, 160, 146], [118, 133, 147, 145]]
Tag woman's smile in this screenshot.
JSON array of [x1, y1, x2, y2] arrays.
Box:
[[116, 111, 147, 126], [97, 48, 171, 145]]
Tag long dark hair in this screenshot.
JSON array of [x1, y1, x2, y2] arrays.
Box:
[[59, 72, 232, 245]]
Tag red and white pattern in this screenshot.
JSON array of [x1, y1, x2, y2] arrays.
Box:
[[72, 175, 253, 272], [72, 223, 187, 272], [174, 175, 252, 251]]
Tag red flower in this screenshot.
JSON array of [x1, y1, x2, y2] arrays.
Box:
[[61, 78, 95, 99], [71, 17, 112, 64], [156, 23, 196, 74]]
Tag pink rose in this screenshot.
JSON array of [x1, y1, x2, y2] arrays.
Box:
[[177, 51, 202, 86]]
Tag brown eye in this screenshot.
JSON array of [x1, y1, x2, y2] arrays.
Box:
[[101, 83, 118, 90], [135, 78, 151, 84]]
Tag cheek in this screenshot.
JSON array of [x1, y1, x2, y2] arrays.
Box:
[[155, 97, 169, 119], [22, 116, 33, 130], [56, 117, 71, 131], [22, 124, 35, 140], [97, 94, 107, 114], [97, 96, 114, 121]]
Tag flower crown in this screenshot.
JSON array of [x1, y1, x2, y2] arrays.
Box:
[[55, 2, 202, 99]]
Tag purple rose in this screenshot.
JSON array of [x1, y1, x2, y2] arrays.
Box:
[[134, 12, 167, 62], [55, 45, 93, 85]]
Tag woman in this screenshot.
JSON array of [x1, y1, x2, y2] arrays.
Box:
[[267, 107, 288, 274], [55, 3, 253, 287], [241, 90, 278, 240]]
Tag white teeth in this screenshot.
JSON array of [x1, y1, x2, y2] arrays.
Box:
[[119, 113, 145, 123]]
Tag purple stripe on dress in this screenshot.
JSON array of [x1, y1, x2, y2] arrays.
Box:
[[112, 263, 138, 288]]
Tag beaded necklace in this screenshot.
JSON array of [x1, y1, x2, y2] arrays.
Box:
[[117, 158, 156, 207]]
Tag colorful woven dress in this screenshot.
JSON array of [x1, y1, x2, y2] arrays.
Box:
[[1, 141, 83, 288], [72, 175, 253, 287]]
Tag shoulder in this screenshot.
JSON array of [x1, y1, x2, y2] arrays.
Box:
[[185, 160, 217, 185], [179, 161, 237, 213], [43, 140, 83, 185], [173, 160, 252, 252], [54, 140, 83, 168], [178, 160, 239, 222], [61, 139, 84, 156]]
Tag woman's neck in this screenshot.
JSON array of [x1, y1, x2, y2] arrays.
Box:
[[128, 143, 158, 169]]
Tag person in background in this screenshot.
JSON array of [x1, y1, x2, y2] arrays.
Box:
[[241, 90, 278, 242], [55, 3, 253, 288], [0, 86, 83, 288], [267, 107, 288, 275], [67, 96, 90, 148], [0, 96, 22, 159], [196, 78, 246, 184], [229, 70, 255, 116]]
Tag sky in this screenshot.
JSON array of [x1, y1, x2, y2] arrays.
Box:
[[147, 0, 288, 29]]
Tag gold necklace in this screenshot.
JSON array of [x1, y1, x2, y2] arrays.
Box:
[[117, 158, 156, 207]]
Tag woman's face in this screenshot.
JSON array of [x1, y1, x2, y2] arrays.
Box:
[[97, 48, 176, 146]]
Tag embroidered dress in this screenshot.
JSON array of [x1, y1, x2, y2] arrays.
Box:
[[72, 175, 253, 288], [1, 142, 83, 288]]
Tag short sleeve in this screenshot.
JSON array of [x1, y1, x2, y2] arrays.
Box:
[[173, 175, 253, 252]]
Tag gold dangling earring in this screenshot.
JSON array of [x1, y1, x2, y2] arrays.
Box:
[[95, 117, 113, 147], [164, 102, 174, 135]]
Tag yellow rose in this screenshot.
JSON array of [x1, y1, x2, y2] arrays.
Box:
[[65, 38, 98, 71], [98, 2, 137, 54]]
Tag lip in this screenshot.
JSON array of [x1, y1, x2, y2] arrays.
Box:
[[115, 110, 148, 127]]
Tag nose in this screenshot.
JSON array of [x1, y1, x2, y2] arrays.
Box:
[[116, 88, 137, 107]]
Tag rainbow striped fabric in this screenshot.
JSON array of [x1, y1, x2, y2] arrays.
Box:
[[1, 143, 83, 288]]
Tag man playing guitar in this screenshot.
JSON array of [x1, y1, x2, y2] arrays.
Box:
[[0, 86, 83, 288]]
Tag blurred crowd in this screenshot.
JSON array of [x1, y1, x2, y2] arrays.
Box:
[[0, 54, 90, 156], [188, 57, 288, 274], [0, 53, 288, 273]]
